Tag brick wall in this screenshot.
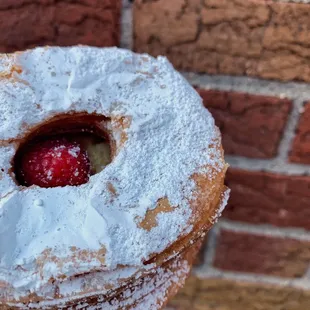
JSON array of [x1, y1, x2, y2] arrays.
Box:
[[2, 0, 310, 309], [0, 0, 121, 52], [131, 0, 310, 309]]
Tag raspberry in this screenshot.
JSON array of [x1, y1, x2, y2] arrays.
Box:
[[19, 137, 90, 188]]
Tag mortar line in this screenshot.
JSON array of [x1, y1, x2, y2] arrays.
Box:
[[218, 219, 310, 241], [122, 0, 132, 9], [304, 266, 310, 279], [225, 155, 310, 175], [120, 1, 133, 50], [275, 97, 304, 163], [194, 267, 310, 290], [183, 73, 310, 101], [195, 225, 220, 273], [272, 0, 310, 3]]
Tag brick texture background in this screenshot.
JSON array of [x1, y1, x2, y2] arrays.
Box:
[[169, 276, 310, 310], [198, 89, 292, 158], [224, 168, 310, 229], [134, 0, 310, 82], [0, 0, 121, 52], [2, 0, 310, 309], [214, 230, 310, 278]]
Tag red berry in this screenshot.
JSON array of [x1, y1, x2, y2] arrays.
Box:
[[19, 138, 90, 188]]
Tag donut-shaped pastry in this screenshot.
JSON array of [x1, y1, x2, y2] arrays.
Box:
[[0, 47, 229, 309]]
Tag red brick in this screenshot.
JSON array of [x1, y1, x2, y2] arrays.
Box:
[[224, 168, 310, 230], [290, 103, 310, 164], [214, 230, 310, 278], [134, 0, 310, 82], [0, 0, 121, 52], [198, 89, 291, 158], [168, 276, 310, 310]]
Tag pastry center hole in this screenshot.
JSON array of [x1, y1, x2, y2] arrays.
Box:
[[14, 114, 112, 188]]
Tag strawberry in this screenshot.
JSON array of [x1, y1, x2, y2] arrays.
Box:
[[19, 137, 90, 188]]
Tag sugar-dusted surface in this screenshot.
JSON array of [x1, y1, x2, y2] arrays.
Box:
[[8, 246, 191, 309], [0, 47, 226, 301], [0, 146, 16, 199]]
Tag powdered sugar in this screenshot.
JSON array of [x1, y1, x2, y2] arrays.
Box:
[[0, 47, 226, 303], [34, 199, 44, 207], [68, 146, 81, 158], [9, 256, 190, 309], [0, 145, 17, 199], [46, 170, 53, 180], [211, 188, 231, 224]]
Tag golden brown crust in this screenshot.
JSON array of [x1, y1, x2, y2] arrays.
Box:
[[0, 47, 229, 310], [2, 176, 228, 309], [2, 134, 228, 309], [4, 237, 203, 310]]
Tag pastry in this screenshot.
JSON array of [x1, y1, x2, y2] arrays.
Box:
[[0, 47, 229, 309]]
